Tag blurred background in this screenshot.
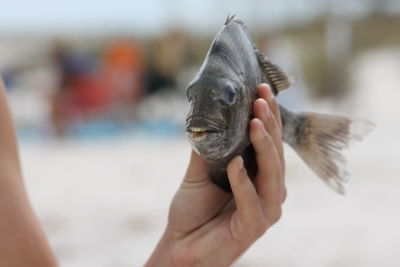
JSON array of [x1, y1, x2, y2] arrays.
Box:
[[1, 0, 399, 266]]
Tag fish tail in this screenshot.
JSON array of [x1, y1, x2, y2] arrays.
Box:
[[280, 105, 374, 194]]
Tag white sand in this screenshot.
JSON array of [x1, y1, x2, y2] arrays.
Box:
[[19, 49, 400, 266]]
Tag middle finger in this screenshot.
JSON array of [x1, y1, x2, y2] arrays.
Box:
[[253, 98, 285, 174]]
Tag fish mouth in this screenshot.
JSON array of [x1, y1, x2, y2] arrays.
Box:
[[187, 127, 220, 141], [186, 116, 224, 142]]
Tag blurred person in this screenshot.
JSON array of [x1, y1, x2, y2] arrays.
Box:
[[1, 77, 285, 266], [50, 42, 109, 136], [102, 38, 146, 106]]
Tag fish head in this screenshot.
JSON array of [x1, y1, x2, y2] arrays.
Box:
[[185, 16, 261, 165], [185, 74, 251, 163]]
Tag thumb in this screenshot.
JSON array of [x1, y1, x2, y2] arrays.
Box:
[[184, 151, 209, 182]]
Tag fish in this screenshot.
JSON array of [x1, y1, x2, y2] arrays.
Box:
[[185, 15, 374, 194]]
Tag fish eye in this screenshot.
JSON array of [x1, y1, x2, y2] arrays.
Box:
[[224, 85, 236, 105]]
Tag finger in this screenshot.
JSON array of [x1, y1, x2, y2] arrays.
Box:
[[253, 98, 285, 173], [256, 84, 284, 163], [256, 84, 286, 201], [257, 83, 282, 130], [249, 119, 283, 220], [227, 156, 266, 234]]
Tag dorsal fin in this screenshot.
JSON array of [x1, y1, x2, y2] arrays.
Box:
[[256, 50, 292, 94], [225, 14, 236, 25]]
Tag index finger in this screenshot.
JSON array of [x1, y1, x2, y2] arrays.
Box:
[[257, 84, 282, 130]]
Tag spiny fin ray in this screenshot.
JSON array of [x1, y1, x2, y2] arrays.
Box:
[[256, 51, 292, 94]]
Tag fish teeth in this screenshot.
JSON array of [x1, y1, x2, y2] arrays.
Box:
[[187, 127, 211, 141], [189, 127, 208, 133]]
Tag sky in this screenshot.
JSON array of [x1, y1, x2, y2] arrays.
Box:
[[0, 0, 380, 36]]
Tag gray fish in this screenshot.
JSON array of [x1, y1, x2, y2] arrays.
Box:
[[185, 16, 373, 194]]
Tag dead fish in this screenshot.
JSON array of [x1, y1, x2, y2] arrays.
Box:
[[185, 15, 373, 194]]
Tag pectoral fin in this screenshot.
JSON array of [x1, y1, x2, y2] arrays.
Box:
[[256, 51, 292, 94]]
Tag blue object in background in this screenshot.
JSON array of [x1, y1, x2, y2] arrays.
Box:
[[69, 119, 184, 140]]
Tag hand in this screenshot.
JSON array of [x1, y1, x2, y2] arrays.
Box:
[[146, 83, 286, 267]]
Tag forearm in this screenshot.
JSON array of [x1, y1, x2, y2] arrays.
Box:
[[0, 79, 58, 266], [0, 173, 58, 267]]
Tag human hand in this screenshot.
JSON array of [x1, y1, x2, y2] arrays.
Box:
[[146, 83, 286, 267]]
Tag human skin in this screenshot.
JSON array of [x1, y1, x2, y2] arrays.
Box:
[[0, 79, 58, 267], [145, 83, 286, 267]]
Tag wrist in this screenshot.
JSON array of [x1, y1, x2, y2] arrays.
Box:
[[145, 231, 174, 267], [146, 231, 241, 267], [145, 230, 202, 267]]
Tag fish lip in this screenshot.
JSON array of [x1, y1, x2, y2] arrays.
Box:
[[185, 116, 224, 141], [185, 115, 224, 132]]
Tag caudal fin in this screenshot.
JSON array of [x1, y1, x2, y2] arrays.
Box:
[[281, 107, 375, 194]]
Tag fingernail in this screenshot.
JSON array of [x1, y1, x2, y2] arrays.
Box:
[[260, 124, 268, 136], [263, 84, 274, 99], [264, 101, 271, 118], [232, 155, 244, 172], [236, 156, 244, 171], [269, 89, 275, 99], [258, 83, 268, 89], [255, 119, 268, 136]]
